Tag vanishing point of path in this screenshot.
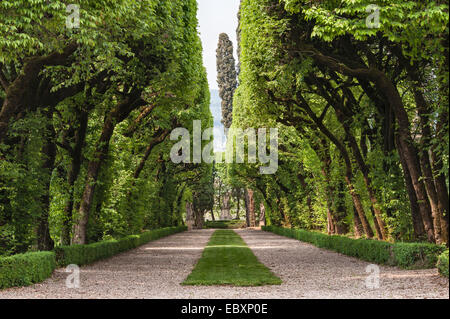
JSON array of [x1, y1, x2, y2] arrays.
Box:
[[0, 229, 448, 299]]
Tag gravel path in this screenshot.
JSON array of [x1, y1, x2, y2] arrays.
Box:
[[238, 229, 449, 299], [0, 229, 448, 299]]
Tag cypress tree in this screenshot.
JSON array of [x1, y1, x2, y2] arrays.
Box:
[[216, 33, 237, 130]]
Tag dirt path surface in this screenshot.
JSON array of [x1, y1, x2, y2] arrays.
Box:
[[0, 229, 448, 299]]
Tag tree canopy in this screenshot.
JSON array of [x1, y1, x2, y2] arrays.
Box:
[[230, 0, 448, 244], [0, 0, 213, 253]]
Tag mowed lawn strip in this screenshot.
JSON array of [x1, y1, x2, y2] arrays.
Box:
[[182, 229, 282, 286]]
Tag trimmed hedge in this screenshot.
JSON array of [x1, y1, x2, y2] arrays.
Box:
[[54, 226, 187, 266], [262, 226, 446, 269], [0, 251, 56, 289], [0, 226, 187, 289], [437, 250, 449, 278], [205, 220, 247, 229]]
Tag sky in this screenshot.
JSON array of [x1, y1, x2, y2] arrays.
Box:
[[197, 0, 241, 91]]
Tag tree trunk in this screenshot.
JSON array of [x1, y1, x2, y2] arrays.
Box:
[[311, 139, 348, 235], [0, 44, 78, 142], [124, 128, 170, 228], [344, 176, 374, 238], [298, 172, 314, 221], [194, 209, 204, 229], [395, 134, 426, 240], [432, 150, 449, 244], [370, 207, 383, 240], [431, 110, 449, 243], [408, 70, 444, 244], [235, 190, 241, 219], [244, 188, 250, 227], [334, 108, 387, 240], [308, 48, 436, 242], [37, 110, 56, 251], [221, 192, 232, 220], [353, 207, 363, 238], [367, 71, 435, 242], [246, 189, 256, 227], [296, 94, 374, 238], [132, 129, 170, 180], [61, 109, 89, 245], [419, 146, 443, 244], [186, 202, 195, 230], [72, 119, 115, 244], [73, 95, 143, 244], [210, 205, 216, 221], [259, 202, 266, 226], [312, 71, 388, 239], [333, 180, 350, 234], [327, 210, 336, 235], [392, 112, 435, 243]]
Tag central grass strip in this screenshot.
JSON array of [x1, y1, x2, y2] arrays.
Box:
[[182, 230, 282, 286]]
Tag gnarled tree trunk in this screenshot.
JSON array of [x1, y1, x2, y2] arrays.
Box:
[[245, 188, 256, 227], [73, 94, 144, 244]]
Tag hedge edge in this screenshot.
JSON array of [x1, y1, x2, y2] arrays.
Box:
[[437, 250, 449, 278], [54, 226, 187, 267], [262, 226, 446, 270], [0, 251, 56, 289], [0, 226, 187, 290]]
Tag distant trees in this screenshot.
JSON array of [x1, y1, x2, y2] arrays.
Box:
[[216, 33, 238, 131], [216, 32, 259, 225]]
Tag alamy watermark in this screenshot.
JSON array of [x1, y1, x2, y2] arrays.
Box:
[[366, 4, 380, 29], [365, 264, 380, 289], [170, 121, 278, 174], [66, 4, 80, 29], [65, 264, 80, 288]]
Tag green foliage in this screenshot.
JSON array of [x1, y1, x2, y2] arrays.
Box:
[[0, 251, 56, 289], [392, 242, 445, 269], [263, 226, 446, 269], [1, 0, 212, 252], [285, 0, 449, 60], [437, 250, 449, 278], [0, 226, 186, 290], [205, 220, 247, 229], [54, 226, 187, 267], [217, 33, 237, 129], [233, 0, 449, 246]]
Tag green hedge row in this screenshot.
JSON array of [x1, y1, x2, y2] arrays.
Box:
[[437, 250, 449, 278], [0, 226, 187, 289], [0, 251, 56, 289], [205, 220, 247, 229], [262, 226, 446, 269], [55, 226, 187, 266]]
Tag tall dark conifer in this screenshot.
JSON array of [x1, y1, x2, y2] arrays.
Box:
[[216, 33, 237, 130]]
